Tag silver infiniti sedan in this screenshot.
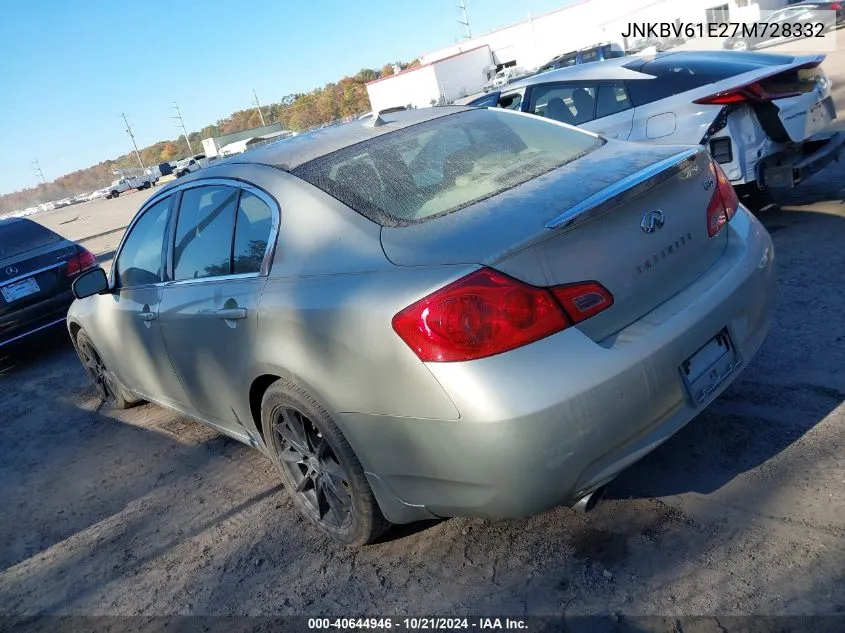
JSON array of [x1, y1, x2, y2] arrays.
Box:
[[67, 106, 776, 546]]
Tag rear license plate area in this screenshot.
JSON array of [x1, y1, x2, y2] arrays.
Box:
[[1, 277, 41, 303], [680, 328, 741, 406]]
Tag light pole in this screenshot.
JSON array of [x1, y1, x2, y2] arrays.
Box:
[[252, 88, 267, 127], [171, 102, 193, 153], [121, 112, 145, 169]]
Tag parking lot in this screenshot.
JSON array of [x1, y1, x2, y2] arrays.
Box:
[[1, 46, 845, 620]]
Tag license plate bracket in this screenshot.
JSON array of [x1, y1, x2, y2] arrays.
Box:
[[1, 277, 41, 303], [680, 328, 741, 406]]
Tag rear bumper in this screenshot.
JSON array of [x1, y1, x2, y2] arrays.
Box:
[[0, 291, 74, 348], [759, 131, 845, 188], [341, 208, 776, 523]]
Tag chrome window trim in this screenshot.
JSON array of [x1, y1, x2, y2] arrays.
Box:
[[0, 261, 66, 288], [112, 177, 280, 290]]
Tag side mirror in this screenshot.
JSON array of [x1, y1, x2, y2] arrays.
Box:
[[72, 267, 109, 299]]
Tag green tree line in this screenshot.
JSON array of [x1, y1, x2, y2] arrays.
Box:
[[0, 61, 417, 215]]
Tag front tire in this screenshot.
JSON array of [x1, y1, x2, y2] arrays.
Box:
[[110, 190, 119, 198], [75, 331, 140, 410], [261, 379, 389, 546], [731, 39, 749, 51]]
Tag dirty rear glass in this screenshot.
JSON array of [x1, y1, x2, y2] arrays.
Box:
[[292, 109, 603, 227], [0, 219, 63, 259]]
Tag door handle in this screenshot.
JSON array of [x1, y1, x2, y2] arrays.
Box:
[[216, 307, 247, 320], [137, 311, 157, 321]]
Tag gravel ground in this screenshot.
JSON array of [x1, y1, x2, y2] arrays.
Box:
[[1, 46, 844, 625]]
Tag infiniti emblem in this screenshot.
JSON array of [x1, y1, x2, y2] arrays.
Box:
[[640, 210, 665, 234], [5, 266, 18, 276]]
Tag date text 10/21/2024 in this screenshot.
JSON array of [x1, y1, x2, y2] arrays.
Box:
[[307, 618, 529, 630], [620, 21, 832, 40]]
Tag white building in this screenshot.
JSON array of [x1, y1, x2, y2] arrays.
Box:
[[366, 46, 493, 112], [366, 0, 788, 110]]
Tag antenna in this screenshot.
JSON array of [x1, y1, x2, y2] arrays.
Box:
[[457, 0, 471, 39]]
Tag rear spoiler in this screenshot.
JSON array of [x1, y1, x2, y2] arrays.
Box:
[[545, 148, 702, 230]]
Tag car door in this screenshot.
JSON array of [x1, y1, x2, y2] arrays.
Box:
[[157, 181, 277, 440], [96, 194, 191, 407]]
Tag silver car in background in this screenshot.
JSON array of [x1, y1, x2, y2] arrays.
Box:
[[67, 107, 776, 546]]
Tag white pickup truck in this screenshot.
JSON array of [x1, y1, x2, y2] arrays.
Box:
[[174, 154, 209, 178], [105, 174, 155, 199]]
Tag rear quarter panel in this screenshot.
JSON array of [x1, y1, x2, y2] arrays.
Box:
[[252, 174, 464, 428]]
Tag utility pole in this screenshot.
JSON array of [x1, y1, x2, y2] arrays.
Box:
[[32, 159, 47, 185], [457, 0, 472, 39], [171, 102, 193, 153], [121, 112, 145, 169], [252, 88, 267, 127]]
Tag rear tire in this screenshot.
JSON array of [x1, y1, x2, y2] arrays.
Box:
[[260, 379, 389, 546], [75, 331, 141, 410]]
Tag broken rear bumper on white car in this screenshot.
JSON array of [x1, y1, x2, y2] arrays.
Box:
[[757, 131, 845, 189]]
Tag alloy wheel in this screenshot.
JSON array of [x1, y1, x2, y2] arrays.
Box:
[[271, 407, 353, 529], [78, 340, 115, 402]]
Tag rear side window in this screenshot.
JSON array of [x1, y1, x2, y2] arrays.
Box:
[[0, 219, 62, 259], [293, 109, 603, 227], [596, 82, 633, 118], [233, 191, 273, 274], [173, 186, 238, 280]]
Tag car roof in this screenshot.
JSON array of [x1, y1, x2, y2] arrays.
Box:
[[505, 57, 650, 89], [214, 106, 474, 171]]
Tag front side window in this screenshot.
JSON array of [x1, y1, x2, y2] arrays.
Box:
[[233, 191, 273, 274], [115, 196, 172, 288], [173, 186, 238, 280], [293, 109, 603, 226], [528, 83, 598, 125]]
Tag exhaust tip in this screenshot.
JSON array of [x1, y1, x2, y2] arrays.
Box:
[[572, 484, 607, 514]]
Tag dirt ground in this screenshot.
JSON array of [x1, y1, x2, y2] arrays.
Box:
[[1, 45, 845, 624]]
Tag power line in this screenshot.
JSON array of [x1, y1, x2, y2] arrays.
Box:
[[120, 112, 145, 169], [457, 0, 472, 39], [32, 159, 47, 185], [252, 88, 267, 127], [171, 102, 193, 153]]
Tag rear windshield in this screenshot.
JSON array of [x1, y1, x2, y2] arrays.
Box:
[[292, 109, 603, 226], [0, 218, 63, 259]]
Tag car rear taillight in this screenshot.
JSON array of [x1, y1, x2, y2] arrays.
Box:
[[706, 161, 740, 237], [830, 2, 842, 10], [392, 268, 613, 362], [65, 248, 98, 277], [551, 282, 614, 324], [694, 80, 803, 105]]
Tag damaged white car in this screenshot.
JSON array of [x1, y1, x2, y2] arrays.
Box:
[[470, 51, 843, 207]]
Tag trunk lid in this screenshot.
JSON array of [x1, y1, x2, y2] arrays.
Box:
[[381, 142, 727, 341], [691, 54, 834, 144], [0, 238, 77, 317]]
